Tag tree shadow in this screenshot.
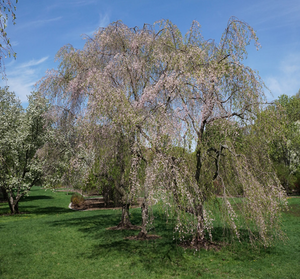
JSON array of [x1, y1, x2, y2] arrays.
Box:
[[0, 203, 11, 215], [87, 237, 191, 274], [48, 209, 200, 274], [20, 195, 54, 202], [287, 204, 300, 217], [47, 206, 277, 274], [32, 206, 72, 215], [9, 205, 72, 215], [51, 210, 135, 235], [206, 226, 276, 260]]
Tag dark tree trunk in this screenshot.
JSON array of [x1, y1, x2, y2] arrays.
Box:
[[117, 203, 132, 228], [14, 202, 19, 214], [193, 142, 206, 245], [102, 184, 114, 207], [194, 204, 205, 244], [195, 143, 202, 184]]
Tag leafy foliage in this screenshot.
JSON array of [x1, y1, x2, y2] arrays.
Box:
[[0, 87, 49, 213], [38, 18, 286, 246], [267, 93, 300, 193]]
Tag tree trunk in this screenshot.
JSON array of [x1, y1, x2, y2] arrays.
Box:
[[137, 199, 148, 238], [195, 143, 202, 183], [117, 203, 132, 228], [193, 140, 207, 245], [102, 183, 113, 207], [192, 204, 206, 246], [8, 195, 19, 214]]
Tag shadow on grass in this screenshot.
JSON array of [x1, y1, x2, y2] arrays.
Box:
[[45, 205, 279, 276], [288, 204, 300, 217], [61, 211, 193, 274], [51, 210, 136, 235], [20, 195, 54, 202], [89, 238, 192, 274], [0, 204, 12, 215], [32, 206, 72, 215], [12, 205, 72, 215]]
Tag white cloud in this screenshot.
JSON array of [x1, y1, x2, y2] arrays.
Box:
[[16, 17, 62, 30], [46, 0, 96, 11], [84, 12, 110, 37], [74, 0, 97, 6], [19, 57, 49, 68], [0, 56, 49, 102], [265, 53, 300, 99], [99, 12, 110, 27], [242, 0, 300, 28], [62, 11, 110, 43], [11, 41, 19, 47]]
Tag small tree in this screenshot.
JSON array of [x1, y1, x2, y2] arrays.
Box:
[[0, 86, 21, 203], [0, 88, 48, 214]]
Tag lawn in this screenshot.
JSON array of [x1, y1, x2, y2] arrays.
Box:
[[0, 187, 299, 279]]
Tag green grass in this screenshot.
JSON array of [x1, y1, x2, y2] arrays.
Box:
[[0, 187, 299, 278]]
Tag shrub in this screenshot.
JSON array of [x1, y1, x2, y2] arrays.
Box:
[[71, 193, 85, 208]]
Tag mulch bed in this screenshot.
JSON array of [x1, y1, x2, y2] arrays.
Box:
[[125, 234, 161, 240], [107, 225, 142, 230], [70, 197, 143, 211]]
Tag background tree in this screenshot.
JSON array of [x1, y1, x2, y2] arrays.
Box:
[[0, 87, 48, 214], [0, 0, 18, 75], [268, 93, 300, 194], [0, 86, 21, 202], [38, 104, 91, 194]]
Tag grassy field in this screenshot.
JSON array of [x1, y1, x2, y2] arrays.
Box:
[[0, 187, 299, 279]]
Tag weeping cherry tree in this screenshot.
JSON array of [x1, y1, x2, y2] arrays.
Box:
[[38, 18, 286, 245]]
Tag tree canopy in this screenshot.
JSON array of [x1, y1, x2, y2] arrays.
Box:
[[268, 93, 300, 193], [0, 87, 48, 213], [38, 18, 287, 247]]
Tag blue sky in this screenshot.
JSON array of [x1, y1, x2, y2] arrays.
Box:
[[1, 0, 300, 105]]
